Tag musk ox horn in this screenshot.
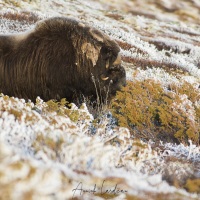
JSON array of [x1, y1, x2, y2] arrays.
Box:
[[0, 17, 126, 103], [113, 54, 121, 66], [89, 28, 104, 43], [101, 75, 109, 81], [106, 61, 109, 69]]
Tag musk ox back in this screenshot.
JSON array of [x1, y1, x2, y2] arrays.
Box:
[[0, 17, 126, 103]]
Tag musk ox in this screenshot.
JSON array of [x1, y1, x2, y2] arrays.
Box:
[[0, 17, 126, 103]]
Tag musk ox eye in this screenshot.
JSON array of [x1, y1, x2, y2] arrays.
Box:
[[102, 47, 112, 58], [105, 53, 110, 61]]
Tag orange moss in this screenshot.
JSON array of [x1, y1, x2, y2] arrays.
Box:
[[185, 178, 200, 193], [111, 80, 199, 145]]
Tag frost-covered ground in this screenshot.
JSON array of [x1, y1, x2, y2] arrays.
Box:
[[0, 0, 200, 200]]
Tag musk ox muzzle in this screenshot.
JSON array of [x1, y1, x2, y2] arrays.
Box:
[[0, 17, 126, 103]]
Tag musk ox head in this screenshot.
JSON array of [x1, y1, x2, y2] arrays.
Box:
[[0, 17, 126, 103]]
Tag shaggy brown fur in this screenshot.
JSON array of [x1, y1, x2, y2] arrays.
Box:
[[0, 17, 126, 103]]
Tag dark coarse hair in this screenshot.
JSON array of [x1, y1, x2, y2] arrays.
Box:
[[0, 17, 126, 103]]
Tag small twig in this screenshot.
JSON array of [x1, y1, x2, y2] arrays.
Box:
[[104, 134, 118, 144]]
